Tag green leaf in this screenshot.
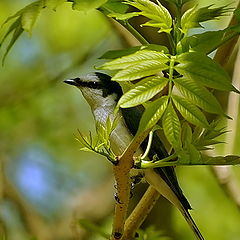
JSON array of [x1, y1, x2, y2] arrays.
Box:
[[119, 76, 168, 108], [125, 0, 172, 33], [112, 60, 168, 81], [181, 122, 192, 145], [2, 19, 23, 65], [176, 151, 240, 165], [175, 52, 240, 93], [100, 50, 169, 70], [172, 95, 209, 128], [181, 5, 232, 34], [45, 0, 66, 10], [72, 0, 108, 11], [162, 101, 181, 149], [0, 18, 21, 47], [176, 30, 226, 54], [1, 0, 45, 64], [178, 143, 202, 164], [99, 45, 169, 59], [200, 154, 240, 165], [178, 153, 240, 165], [234, 8, 240, 22], [173, 77, 224, 115], [107, 12, 139, 20], [164, 0, 191, 7], [102, 0, 129, 14], [192, 121, 227, 150], [21, 1, 44, 33], [137, 96, 168, 134]]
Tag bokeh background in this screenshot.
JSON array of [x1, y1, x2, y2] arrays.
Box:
[[0, 0, 240, 239]]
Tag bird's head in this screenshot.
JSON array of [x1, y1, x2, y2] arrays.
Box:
[[64, 72, 122, 109]]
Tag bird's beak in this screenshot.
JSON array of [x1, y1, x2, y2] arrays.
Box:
[[64, 79, 78, 86]]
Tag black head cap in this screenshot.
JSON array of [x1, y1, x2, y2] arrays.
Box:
[[64, 72, 123, 99]]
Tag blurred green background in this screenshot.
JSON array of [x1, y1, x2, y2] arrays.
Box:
[[0, 0, 240, 240]]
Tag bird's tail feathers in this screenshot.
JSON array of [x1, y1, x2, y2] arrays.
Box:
[[180, 207, 204, 240]]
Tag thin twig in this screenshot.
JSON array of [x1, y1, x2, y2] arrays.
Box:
[[121, 186, 160, 240]]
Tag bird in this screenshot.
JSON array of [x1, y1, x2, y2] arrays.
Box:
[[64, 72, 204, 240]]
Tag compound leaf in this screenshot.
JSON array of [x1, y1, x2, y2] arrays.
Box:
[[137, 96, 168, 134], [125, 0, 172, 33], [99, 44, 168, 59], [112, 60, 168, 81], [162, 101, 181, 149], [100, 50, 169, 70], [172, 95, 209, 128], [173, 77, 224, 115], [181, 5, 231, 34], [119, 76, 168, 108], [176, 30, 226, 54], [175, 52, 240, 93]]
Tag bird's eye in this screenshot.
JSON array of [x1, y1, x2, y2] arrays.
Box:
[[87, 81, 101, 89]]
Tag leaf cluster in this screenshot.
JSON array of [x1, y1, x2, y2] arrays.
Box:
[[1, 0, 240, 167], [0, 0, 127, 64], [76, 116, 120, 163], [97, 0, 240, 166]]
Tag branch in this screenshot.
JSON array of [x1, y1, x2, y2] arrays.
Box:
[[122, 186, 160, 240], [111, 131, 149, 240]]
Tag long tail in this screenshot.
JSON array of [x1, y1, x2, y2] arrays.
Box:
[[179, 207, 204, 240], [144, 169, 204, 240]]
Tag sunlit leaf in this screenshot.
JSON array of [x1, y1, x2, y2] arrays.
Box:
[[181, 122, 192, 145], [119, 76, 168, 108], [21, 1, 44, 33], [72, 0, 108, 11], [172, 95, 209, 128], [181, 5, 232, 34], [107, 12, 139, 20], [102, 0, 129, 14], [125, 0, 172, 33], [100, 50, 169, 70], [45, 0, 67, 10], [112, 60, 168, 81], [173, 77, 224, 115], [175, 52, 240, 93], [1, 0, 45, 64], [2, 20, 23, 65], [176, 30, 226, 54], [0, 18, 21, 47], [178, 143, 202, 164], [162, 101, 181, 149], [137, 96, 168, 134], [99, 45, 169, 59]]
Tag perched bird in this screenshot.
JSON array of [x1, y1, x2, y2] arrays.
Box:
[[64, 72, 204, 240]]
